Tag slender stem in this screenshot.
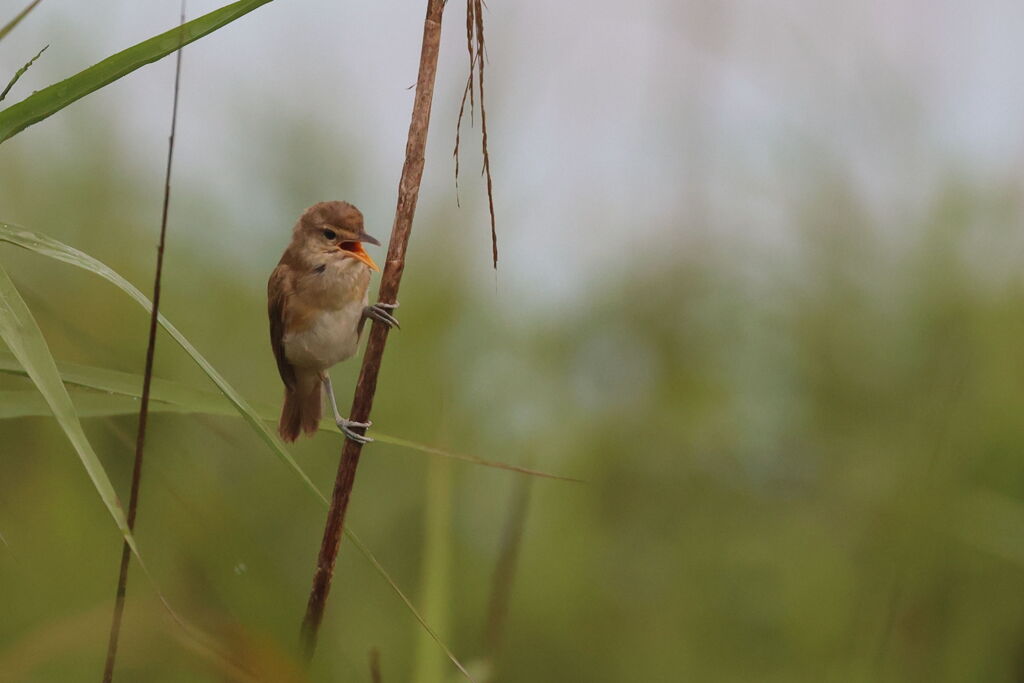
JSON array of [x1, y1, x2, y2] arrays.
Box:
[[0, 45, 48, 104], [369, 647, 383, 683], [472, 0, 498, 268], [101, 6, 185, 681], [299, 0, 446, 661], [0, 0, 44, 42], [484, 476, 531, 664]]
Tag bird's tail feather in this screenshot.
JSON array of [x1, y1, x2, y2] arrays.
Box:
[[279, 377, 322, 442]]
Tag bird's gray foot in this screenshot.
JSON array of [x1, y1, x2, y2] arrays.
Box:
[[362, 301, 401, 330], [336, 416, 374, 444], [323, 373, 374, 444]]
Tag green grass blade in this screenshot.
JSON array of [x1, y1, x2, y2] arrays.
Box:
[[0, 223, 325, 504], [0, 0, 43, 42], [0, 0, 273, 143], [0, 263, 139, 555], [0, 226, 476, 678], [372, 433, 580, 482], [0, 45, 48, 104], [0, 352, 229, 410], [0, 272, 248, 660], [0, 363, 475, 679], [0, 389, 214, 419], [0, 348, 574, 480], [0, 351, 239, 412]]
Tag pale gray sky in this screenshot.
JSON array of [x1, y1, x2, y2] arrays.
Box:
[[3, 0, 1023, 308]]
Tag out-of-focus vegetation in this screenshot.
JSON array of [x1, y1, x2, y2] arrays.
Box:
[[4, 2, 1024, 682]]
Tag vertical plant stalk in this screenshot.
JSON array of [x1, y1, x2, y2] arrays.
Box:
[[299, 0, 446, 661], [101, 7, 185, 682], [484, 477, 530, 666], [369, 647, 383, 683]]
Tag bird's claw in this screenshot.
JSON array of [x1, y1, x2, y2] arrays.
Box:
[[363, 301, 401, 330], [337, 417, 374, 444]]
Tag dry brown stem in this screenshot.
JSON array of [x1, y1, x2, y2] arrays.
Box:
[[299, 0, 447, 662], [101, 5, 185, 681], [453, 0, 498, 267]]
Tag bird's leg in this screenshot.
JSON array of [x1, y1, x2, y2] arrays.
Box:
[[361, 300, 401, 334], [322, 373, 373, 444]]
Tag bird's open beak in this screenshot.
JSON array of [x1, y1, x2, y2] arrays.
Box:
[[338, 231, 381, 271], [358, 231, 381, 247]]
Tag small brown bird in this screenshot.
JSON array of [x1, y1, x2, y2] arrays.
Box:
[[268, 201, 399, 443]]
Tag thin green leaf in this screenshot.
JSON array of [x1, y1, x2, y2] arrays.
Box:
[[0, 45, 47, 104], [0, 352, 224, 412], [0, 0, 43, 43], [0, 389, 205, 419], [0, 226, 476, 678], [373, 433, 581, 482], [0, 397, 465, 678], [0, 262, 139, 555], [0, 349, 575, 481], [0, 277, 244, 666], [0, 223, 325, 504], [0, 0, 274, 143]]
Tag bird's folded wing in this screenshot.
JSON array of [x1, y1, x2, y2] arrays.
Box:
[[268, 264, 297, 390]]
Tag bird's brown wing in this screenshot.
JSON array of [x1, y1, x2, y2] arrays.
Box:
[[267, 264, 297, 391]]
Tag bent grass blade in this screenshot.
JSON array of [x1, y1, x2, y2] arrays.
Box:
[[0, 224, 475, 678], [0, 263, 140, 556]]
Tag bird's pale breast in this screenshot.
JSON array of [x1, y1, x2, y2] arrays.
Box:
[[283, 259, 369, 371]]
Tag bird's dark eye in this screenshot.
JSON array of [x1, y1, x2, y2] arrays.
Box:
[[322, 229, 337, 240]]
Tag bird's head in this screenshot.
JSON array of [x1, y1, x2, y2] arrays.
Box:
[[294, 201, 381, 271]]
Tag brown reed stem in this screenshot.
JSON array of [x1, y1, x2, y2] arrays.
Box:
[[452, 0, 498, 267], [369, 647, 383, 683], [101, 5, 185, 681], [471, 0, 498, 268], [299, 0, 446, 662], [484, 477, 531, 664]]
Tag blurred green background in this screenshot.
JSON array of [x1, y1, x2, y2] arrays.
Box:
[[4, 1, 1024, 681]]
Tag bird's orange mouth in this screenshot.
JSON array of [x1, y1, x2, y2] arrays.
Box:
[[338, 241, 379, 271]]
